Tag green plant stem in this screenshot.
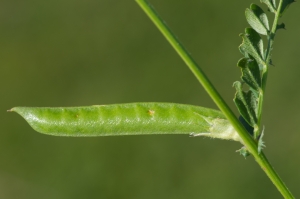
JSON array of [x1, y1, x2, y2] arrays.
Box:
[[135, 0, 294, 198], [256, 0, 284, 138]]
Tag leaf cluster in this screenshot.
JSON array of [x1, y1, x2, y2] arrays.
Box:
[[234, 0, 294, 156]]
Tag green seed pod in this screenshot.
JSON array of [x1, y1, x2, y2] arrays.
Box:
[[10, 103, 242, 143]]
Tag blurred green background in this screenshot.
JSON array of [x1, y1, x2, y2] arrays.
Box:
[[1, 0, 299, 198]]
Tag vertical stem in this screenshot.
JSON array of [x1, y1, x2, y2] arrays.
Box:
[[135, 0, 294, 198], [256, 0, 284, 137]]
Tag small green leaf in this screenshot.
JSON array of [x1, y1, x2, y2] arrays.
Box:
[[10, 103, 243, 143], [239, 115, 254, 136], [280, 0, 295, 17], [239, 28, 266, 69], [260, 0, 276, 13], [245, 4, 270, 35], [233, 83, 250, 123], [236, 146, 251, 158], [239, 47, 249, 58], [276, 23, 286, 31], [273, 0, 277, 7], [269, 59, 274, 66], [237, 57, 262, 93], [233, 81, 258, 127]]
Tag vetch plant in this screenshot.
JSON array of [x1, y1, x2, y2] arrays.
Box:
[[10, 0, 295, 198]]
